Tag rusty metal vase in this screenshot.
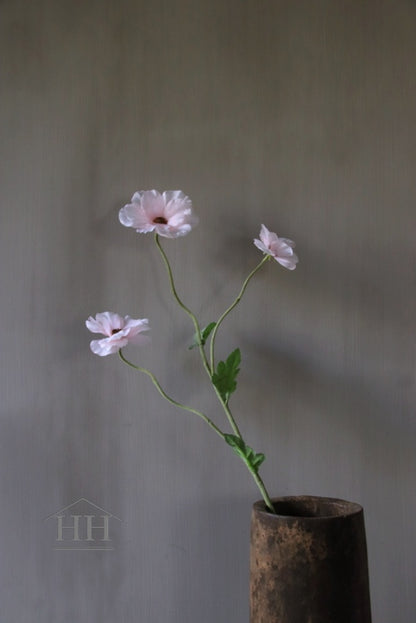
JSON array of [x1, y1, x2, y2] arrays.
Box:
[[250, 496, 372, 623]]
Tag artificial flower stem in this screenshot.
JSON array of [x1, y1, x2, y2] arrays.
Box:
[[220, 401, 242, 438], [119, 353, 271, 511], [118, 349, 224, 440], [249, 468, 276, 514], [154, 234, 211, 373], [154, 234, 198, 324], [209, 254, 270, 371], [154, 233, 243, 439]]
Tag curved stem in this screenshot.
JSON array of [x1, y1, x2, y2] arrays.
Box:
[[210, 254, 270, 371], [154, 234, 242, 438], [154, 233, 196, 322], [119, 350, 224, 440], [154, 234, 211, 375], [120, 351, 273, 511]]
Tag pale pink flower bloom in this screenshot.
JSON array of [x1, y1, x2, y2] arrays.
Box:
[[254, 224, 299, 270], [86, 312, 150, 356], [119, 189, 198, 238]]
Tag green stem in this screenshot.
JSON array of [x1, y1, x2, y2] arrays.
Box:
[[118, 350, 224, 440], [154, 233, 198, 324], [118, 355, 274, 512], [221, 403, 242, 438], [151, 236, 275, 512], [249, 468, 276, 514], [154, 234, 210, 375], [154, 233, 242, 438], [210, 254, 270, 371]]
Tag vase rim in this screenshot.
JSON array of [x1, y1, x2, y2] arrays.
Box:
[[253, 495, 363, 519]]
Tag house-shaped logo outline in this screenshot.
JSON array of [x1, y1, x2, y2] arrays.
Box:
[[44, 498, 121, 550], [44, 498, 121, 522]]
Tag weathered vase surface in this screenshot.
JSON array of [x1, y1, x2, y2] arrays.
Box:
[[250, 496, 372, 623]]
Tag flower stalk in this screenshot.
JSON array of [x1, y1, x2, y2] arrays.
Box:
[[118, 349, 225, 440], [154, 234, 275, 512], [155, 233, 243, 440], [209, 254, 270, 371]]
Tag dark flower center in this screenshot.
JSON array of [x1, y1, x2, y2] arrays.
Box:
[[153, 216, 168, 224], [112, 328, 121, 335]]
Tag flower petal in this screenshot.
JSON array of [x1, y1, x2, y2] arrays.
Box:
[[253, 238, 269, 255], [86, 313, 151, 355], [90, 336, 128, 356], [275, 254, 298, 270], [279, 237, 296, 248], [119, 189, 197, 237], [254, 225, 298, 270], [119, 196, 156, 232], [140, 190, 165, 220], [86, 312, 124, 336]]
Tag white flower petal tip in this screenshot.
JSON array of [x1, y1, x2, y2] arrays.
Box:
[[86, 312, 150, 356], [254, 224, 299, 270], [118, 189, 198, 238]]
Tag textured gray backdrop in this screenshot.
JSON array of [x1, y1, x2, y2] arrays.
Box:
[[1, 1, 415, 621]]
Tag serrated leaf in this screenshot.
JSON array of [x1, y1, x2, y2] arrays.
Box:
[[224, 433, 245, 452], [189, 322, 217, 350], [212, 348, 241, 403], [224, 434, 266, 472], [252, 453, 265, 469]]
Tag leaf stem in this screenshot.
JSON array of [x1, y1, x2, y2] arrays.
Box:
[[118, 349, 224, 440], [209, 254, 270, 371]]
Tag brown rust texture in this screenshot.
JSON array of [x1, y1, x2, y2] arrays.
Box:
[[250, 496, 372, 623]]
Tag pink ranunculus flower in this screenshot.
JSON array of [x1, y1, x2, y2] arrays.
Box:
[[119, 189, 198, 238], [254, 224, 299, 270], [86, 312, 150, 356]]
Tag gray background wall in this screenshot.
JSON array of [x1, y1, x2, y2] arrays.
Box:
[[1, 1, 415, 621]]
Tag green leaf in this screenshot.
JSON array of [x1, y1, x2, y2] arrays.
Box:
[[201, 322, 216, 343], [212, 348, 241, 403], [224, 433, 245, 453], [252, 453, 266, 469], [224, 434, 266, 472], [189, 322, 217, 350]]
